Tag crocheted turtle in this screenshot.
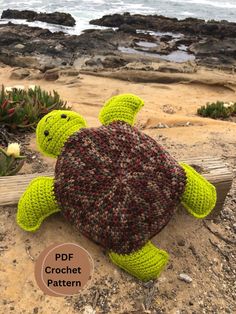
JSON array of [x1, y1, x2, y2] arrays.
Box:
[[17, 94, 217, 281]]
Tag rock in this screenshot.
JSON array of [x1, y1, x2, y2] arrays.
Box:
[[158, 63, 196, 74], [44, 69, 59, 81], [102, 56, 127, 68], [2, 9, 37, 20], [85, 58, 104, 69], [10, 68, 30, 80], [27, 70, 44, 80], [177, 239, 186, 247], [118, 24, 136, 34], [91, 13, 236, 38], [60, 69, 80, 77], [124, 62, 155, 71], [0, 53, 40, 69], [14, 44, 25, 50], [162, 104, 176, 114], [2, 9, 76, 27], [153, 123, 169, 129], [178, 273, 193, 283], [0, 13, 236, 71]]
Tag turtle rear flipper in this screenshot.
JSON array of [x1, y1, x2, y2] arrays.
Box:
[[99, 94, 144, 126], [180, 163, 217, 218], [109, 241, 169, 281], [17, 177, 60, 232]]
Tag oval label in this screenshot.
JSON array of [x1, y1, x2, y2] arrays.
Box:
[[35, 243, 94, 297]]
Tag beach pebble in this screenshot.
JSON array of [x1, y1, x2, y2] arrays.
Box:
[[178, 273, 193, 283], [177, 239, 186, 247], [155, 122, 169, 129], [14, 44, 25, 50]]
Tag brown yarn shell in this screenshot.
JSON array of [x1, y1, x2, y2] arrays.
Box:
[[54, 122, 186, 254]]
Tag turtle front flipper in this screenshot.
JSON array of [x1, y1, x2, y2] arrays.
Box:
[[99, 94, 144, 126], [180, 163, 217, 218], [17, 177, 60, 232], [109, 242, 169, 282]]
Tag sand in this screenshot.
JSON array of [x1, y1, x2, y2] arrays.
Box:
[[0, 65, 236, 313]]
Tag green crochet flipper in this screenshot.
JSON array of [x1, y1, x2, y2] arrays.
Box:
[[17, 93, 217, 283], [99, 93, 144, 126], [17, 177, 60, 232], [109, 242, 169, 281], [180, 163, 217, 218]]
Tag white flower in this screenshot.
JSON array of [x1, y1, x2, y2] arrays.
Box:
[[223, 103, 231, 108], [6, 143, 21, 157], [5, 87, 13, 92], [13, 85, 25, 90], [28, 85, 36, 90]]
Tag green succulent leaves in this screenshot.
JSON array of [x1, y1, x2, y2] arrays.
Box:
[[0, 85, 70, 130]]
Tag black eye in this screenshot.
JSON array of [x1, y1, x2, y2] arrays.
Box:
[[44, 130, 49, 136], [61, 114, 67, 119]]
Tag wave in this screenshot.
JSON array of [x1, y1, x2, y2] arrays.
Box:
[[167, 0, 236, 9]]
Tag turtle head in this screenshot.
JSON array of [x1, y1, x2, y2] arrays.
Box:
[[36, 110, 87, 158]]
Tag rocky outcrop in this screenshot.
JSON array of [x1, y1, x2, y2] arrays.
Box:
[[91, 13, 236, 38], [0, 23, 117, 70], [1, 9, 76, 27], [10, 68, 30, 79], [0, 12, 236, 74]]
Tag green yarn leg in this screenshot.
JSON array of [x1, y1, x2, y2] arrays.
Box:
[[99, 93, 144, 126], [109, 241, 169, 282], [17, 177, 60, 232], [180, 163, 217, 219]]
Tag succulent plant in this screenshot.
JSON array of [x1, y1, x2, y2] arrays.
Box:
[[0, 143, 25, 176], [197, 101, 236, 119], [0, 85, 70, 131]]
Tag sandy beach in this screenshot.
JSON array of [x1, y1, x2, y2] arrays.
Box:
[[0, 62, 235, 313], [0, 7, 236, 313]]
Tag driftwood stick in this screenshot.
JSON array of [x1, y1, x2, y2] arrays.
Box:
[[0, 157, 233, 216]]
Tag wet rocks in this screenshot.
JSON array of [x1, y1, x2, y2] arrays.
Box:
[[0, 24, 117, 70], [90, 13, 236, 70], [118, 24, 137, 34], [91, 13, 236, 38], [0, 12, 236, 73], [1, 9, 76, 27], [2, 9, 36, 20]]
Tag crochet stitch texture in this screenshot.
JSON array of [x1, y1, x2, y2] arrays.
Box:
[[99, 93, 144, 126], [36, 110, 87, 158], [17, 177, 60, 232], [17, 93, 217, 282], [109, 241, 169, 281], [54, 121, 187, 254], [180, 163, 217, 218]]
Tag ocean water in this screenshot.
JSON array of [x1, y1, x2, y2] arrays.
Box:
[[0, 0, 235, 34]]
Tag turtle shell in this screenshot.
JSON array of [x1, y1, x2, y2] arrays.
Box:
[[54, 121, 186, 254]]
